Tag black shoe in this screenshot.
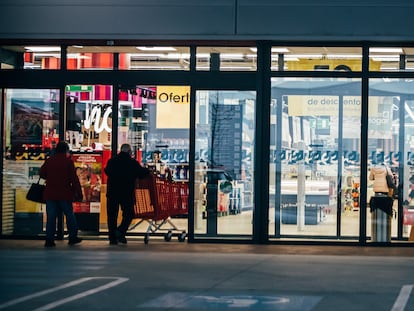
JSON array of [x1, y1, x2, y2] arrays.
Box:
[[109, 240, 118, 245], [115, 230, 127, 244], [68, 237, 82, 246], [117, 236, 127, 244], [44, 240, 56, 248]]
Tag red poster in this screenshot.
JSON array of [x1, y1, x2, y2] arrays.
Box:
[[72, 153, 102, 213]]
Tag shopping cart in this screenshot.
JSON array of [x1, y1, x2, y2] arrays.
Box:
[[131, 173, 188, 244]]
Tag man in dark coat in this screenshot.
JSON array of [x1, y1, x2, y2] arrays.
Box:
[[104, 143, 149, 245]]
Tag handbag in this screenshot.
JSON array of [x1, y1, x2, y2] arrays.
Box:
[[386, 173, 397, 199], [26, 177, 46, 203]]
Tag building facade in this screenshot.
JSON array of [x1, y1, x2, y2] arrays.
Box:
[[1, 1, 414, 244]]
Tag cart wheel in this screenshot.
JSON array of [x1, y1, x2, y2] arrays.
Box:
[[178, 231, 187, 242], [144, 233, 149, 244], [164, 230, 173, 242]]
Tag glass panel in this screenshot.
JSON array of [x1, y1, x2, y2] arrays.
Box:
[[196, 47, 257, 71], [367, 79, 412, 241], [1, 45, 61, 69], [270, 78, 362, 239], [369, 47, 414, 71], [195, 90, 255, 237], [2, 88, 60, 236], [66, 46, 113, 70], [271, 46, 362, 72], [119, 85, 190, 237], [66, 46, 190, 70], [122, 46, 190, 70], [65, 85, 113, 234]]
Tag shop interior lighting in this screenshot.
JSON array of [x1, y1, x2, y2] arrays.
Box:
[[287, 54, 324, 59], [250, 47, 290, 53], [25, 46, 61, 52], [220, 53, 244, 59], [221, 66, 255, 70], [326, 54, 362, 59], [196, 53, 210, 58], [129, 65, 184, 69], [380, 66, 399, 70], [371, 55, 400, 62], [67, 53, 89, 59], [136, 46, 176, 51], [370, 47, 403, 53], [31, 53, 60, 58], [281, 56, 300, 61], [165, 53, 190, 59], [130, 53, 165, 58]]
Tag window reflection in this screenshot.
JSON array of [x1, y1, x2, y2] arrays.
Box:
[[195, 90, 255, 236]]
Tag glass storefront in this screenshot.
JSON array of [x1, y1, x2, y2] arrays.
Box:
[[194, 90, 255, 238], [1, 43, 414, 244], [2, 88, 60, 235], [367, 79, 414, 240], [269, 78, 362, 239]]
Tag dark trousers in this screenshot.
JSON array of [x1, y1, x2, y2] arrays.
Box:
[[107, 197, 134, 241]]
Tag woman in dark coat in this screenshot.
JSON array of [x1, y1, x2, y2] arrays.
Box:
[[40, 141, 83, 247]]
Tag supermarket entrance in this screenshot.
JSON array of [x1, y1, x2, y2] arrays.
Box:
[[117, 85, 190, 242]]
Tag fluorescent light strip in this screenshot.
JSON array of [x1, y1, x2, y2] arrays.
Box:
[[250, 47, 290, 53], [326, 54, 362, 59], [370, 47, 403, 53], [129, 65, 185, 69], [25, 46, 61, 52], [136, 46, 176, 51], [372, 57, 400, 62], [220, 53, 244, 59], [288, 54, 323, 59]]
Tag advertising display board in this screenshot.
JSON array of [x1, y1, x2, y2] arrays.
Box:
[[72, 153, 102, 213]]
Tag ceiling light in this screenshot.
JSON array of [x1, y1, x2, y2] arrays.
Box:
[[326, 54, 362, 59], [130, 53, 165, 58], [196, 53, 210, 58], [283, 56, 300, 61], [250, 47, 290, 53], [136, 46, 176, 51], [166, 53, 190, 59], [220, 53, 244, 59], [25, 46, 61, 52], [129, 65, 184, 69], [288, 54, 323, 59], [271, 47, 290, 53], [370, 48, 403, 53], [371, 56, 400, 62]]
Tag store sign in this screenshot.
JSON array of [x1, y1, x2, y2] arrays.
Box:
[[157, 86, 190, 104], [65, 85, 93, 92], [156, 86, 190, 129], [288, 96, 361, 116], [83, 103, 112, 133]]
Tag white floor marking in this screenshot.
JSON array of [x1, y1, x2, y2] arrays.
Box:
[[0, 277, 129, 310], [391, 285, 413, 311]]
